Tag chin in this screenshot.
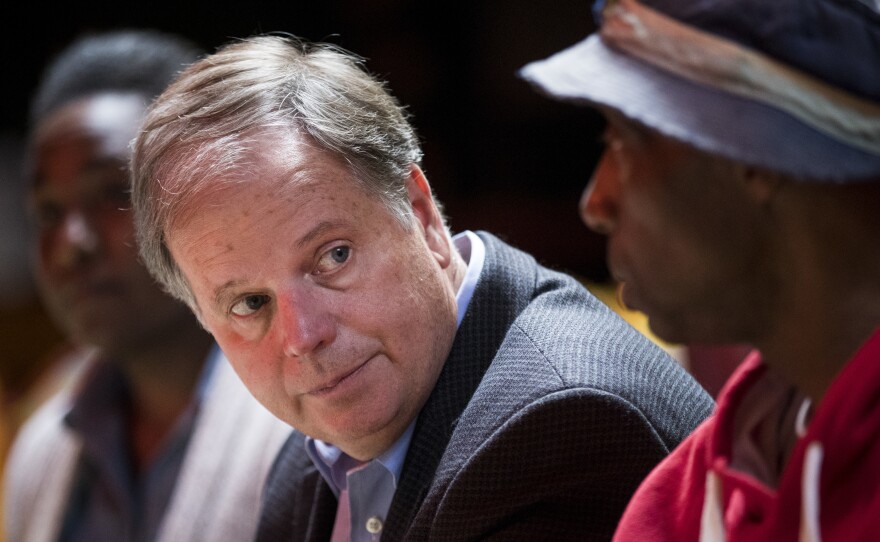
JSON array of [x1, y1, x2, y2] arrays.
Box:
[[644, 312, 692, 345], [323, 409, 400, 455], [650, 311, 739, 347]]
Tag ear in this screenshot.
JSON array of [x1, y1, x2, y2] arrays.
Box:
[[405, 164, 453, 269], [743, 165, 785, 205]]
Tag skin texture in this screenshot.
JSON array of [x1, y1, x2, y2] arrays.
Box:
[[167, 131, 466, 460], [30, 93, 201, 356], [579, 108, 777, 346], [579, 108, 880, 406], [28, 92, 212, 467]]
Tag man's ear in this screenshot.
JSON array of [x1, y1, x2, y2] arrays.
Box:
[[405, 164, 452, 268], [743, 165, 785, 205]]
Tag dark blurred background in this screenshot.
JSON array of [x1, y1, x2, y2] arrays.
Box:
[[0, 0, 607, 409]]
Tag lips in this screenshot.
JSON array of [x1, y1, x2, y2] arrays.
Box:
[[65, 278, 125, 304], [309, 357, 372, 396]]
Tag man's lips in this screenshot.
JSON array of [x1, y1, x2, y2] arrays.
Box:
[[308, 357, 372, 396], [65, 278, 125, 303]]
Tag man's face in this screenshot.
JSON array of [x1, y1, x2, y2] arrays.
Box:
[[580, 109, 771, 344], [29, 94, 196, 352], [168, 135, 459, 459]]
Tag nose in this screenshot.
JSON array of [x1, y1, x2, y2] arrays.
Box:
[[277, 287, 337, 359], [52, 211, 100, 268], [580, 151, 620, 235]]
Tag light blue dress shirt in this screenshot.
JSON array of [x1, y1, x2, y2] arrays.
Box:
[[306, 230, 485, 541]]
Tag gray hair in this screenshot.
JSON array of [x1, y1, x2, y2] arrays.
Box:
[[131, 34, 430, 310]]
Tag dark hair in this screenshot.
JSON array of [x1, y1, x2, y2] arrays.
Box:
[[29, 28, 204, 128]]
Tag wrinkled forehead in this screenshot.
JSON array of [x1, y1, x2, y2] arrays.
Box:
[[158, 125, 368, 235]]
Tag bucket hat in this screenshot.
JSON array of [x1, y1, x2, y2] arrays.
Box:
[[519, 0, 880, 182]]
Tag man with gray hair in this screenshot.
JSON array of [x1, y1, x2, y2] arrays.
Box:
[[130, 33, 713, 540], [521, 0, 880, 539]]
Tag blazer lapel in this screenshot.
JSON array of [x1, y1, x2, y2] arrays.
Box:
[[255, 432, 337, 542], [382, 232, 536, 539]]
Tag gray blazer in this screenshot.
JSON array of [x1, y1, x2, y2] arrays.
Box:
[[255, 231, 714, 541]]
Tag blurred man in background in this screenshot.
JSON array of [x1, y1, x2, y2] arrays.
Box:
[[4, 29, 290, 542]]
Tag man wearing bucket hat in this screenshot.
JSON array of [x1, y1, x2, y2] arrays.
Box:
[[520, 0, 880, 540]]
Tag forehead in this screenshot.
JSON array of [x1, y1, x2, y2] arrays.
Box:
[[33, 93, 146, 159], [600, 106, 656, 140], [165, 138, 396, 298], [601, 105, 721, 165], [30, 93, 146, 189], [168, 129, 378, 232]]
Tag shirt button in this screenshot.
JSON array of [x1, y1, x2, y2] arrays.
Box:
[[366, 516, 383, 534]]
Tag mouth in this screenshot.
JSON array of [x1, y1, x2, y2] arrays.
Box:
[[616, 279, 644, 314], [309, 357, 372, 396], [68, 278, 124, 302]]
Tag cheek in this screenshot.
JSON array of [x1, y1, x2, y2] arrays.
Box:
[[102, 212, 137, 252], [345, 251, 447, 361], [212, 326, 287, 397], [211, 325, 261, 369], [389, 271, 455, 370], [614, 191, 664, 254], [37, 231, 60, 274], [612, 191, 698, 288], [223, 338, 296, 417]]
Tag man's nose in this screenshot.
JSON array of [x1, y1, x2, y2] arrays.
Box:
[[277, 287, 337, 359], [54, 210, 100, 267], [580, 152, 620, 235]]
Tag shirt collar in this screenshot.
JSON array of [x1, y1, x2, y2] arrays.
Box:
[[307, 422, 417, 497], [65, 342, 221, 436], [452, 230, 484, 328]]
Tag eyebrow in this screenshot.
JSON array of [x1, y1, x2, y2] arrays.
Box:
[[210, 219, 348, 312], [31, 157, 126, 192], [295, 219, 346, 249], [213, 278, 249, 314]]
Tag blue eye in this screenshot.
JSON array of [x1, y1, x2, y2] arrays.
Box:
[[315, 244, 352, 274], [330, 246, 349, 263], [231, 294, 270, 316]]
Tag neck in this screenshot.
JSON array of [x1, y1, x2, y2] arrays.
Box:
[[755, 183, 880, 405], [758, 309, 878, 406], [109, 317, 214, 471], [448, 249, 468, 294]]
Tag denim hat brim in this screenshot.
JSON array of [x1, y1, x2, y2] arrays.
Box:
[[520, 34, 880, 183]]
